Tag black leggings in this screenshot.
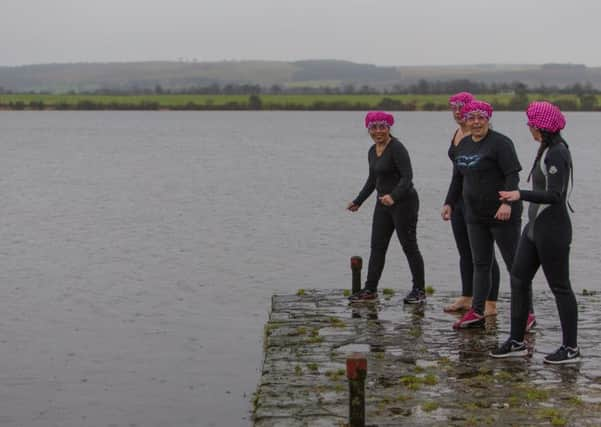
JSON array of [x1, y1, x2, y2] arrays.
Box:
[[451, 199, 500, 300], [365, 191, 425, 291], [467, 221, 522, 315], [510, 220, 577, 347]]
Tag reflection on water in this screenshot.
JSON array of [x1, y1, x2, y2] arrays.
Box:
[[350, 302, 379, 320]]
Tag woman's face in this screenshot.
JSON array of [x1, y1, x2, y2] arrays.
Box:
[[368, 124, 391, 144], [450, 104, 464, 124], [529, 126, 543, 142], [466, 112, 489, 140]]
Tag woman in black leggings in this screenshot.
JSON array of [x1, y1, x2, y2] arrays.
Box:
[[443, 92, 501, 316], [490, 101, 579, 364], [444, 100, 525, 329], [347, 111, 426, 304]]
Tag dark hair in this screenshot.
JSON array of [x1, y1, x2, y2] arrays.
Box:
[[527, 130, 565, 182], [526, 129, 575, 212]]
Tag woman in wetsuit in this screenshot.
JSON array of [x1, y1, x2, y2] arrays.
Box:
[[443, 92, 501, 316], [443, 100, 524, 329], [490, 101, 579, 364], [347, 111, 426, 304]]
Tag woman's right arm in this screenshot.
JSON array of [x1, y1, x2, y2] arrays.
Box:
[[441, 165, 462, 220], [444, 165, 462, 208], [352, 165, 375, 207]]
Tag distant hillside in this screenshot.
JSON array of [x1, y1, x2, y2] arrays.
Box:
[[1, 60, 600, 92]]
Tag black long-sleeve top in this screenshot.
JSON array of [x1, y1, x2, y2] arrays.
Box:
[[353, 137, 415, 206], [444, 129, 523, 224]]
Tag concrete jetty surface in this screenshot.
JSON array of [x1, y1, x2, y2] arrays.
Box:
[[253, 289, 601, 426]]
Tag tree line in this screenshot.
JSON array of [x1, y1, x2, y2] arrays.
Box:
[[3, 93, 598, 111], [1, 79, 599, 96]]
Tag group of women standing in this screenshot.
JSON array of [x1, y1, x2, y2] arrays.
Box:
[[347, 95, 579, 364]]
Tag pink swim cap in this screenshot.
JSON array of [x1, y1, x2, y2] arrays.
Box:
[[449, 92, 475, 106], [461, 100, 493, 120], [365, 111, 394, 128], [526, 101, 566, 133]]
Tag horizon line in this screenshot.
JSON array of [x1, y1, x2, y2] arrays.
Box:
[[0, 59, 596, 69]]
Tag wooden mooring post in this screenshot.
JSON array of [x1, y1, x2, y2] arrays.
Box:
[[346, 353, 367, 427], [350, 256, 362, 294]]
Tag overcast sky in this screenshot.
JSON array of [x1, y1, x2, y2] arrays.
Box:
[[2, 0, 599, 67]]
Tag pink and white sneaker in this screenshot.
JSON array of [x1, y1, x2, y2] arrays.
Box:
[[453, 308, 485, 329]]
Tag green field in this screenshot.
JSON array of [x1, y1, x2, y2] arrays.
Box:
[[0, 93, 596, 111]]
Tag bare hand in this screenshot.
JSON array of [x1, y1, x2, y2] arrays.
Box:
[[379, 194, 395, 206], [441, 204, 452, 221], [494, 203, 512, 221], [347, 202, 359, 212], [498, 190, 520, 202]]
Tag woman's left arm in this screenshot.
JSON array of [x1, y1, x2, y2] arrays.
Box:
[[390, 143, 413, 202]]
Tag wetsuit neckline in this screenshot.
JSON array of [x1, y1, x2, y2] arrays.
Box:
[[375, 137, 392, 157], [452, 128, 469, 146]]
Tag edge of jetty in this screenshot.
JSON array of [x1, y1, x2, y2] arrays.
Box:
[[253, 289, 601, 427]]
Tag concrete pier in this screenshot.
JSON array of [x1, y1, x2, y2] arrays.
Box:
[[253, 289, 601, 426]]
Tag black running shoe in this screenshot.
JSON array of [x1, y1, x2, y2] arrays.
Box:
[[489, 339, 528, 358], [543, 346, 581, 365], [403, 288, 426, 304], [348, 288, 378, 301]]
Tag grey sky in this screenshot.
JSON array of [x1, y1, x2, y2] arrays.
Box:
[[2, 0, 599, 67]]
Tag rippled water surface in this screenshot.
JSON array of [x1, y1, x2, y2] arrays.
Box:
[[0, 111, 599, 426]]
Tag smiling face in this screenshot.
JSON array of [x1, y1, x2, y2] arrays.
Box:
[[465, 112, 490, 141], [368, 123, 391, 144]]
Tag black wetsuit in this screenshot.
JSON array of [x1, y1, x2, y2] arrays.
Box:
[[445, 129, 523, 315], [448, 134, 500, 300], [510, 137, 577, 346], [353, 137, 425, 291]]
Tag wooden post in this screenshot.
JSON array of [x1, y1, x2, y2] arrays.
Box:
[[350, 256, 362, 294], [346, 353, 367, 427]]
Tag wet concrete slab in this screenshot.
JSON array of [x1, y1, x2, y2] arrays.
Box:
[[253, 289, 601, 426]]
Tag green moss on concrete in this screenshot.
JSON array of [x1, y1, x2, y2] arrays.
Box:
[[328, 317, 346, 328], [422, 401, 439, 412]]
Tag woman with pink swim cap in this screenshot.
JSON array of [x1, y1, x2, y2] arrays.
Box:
[[347, 111, 426, 304], [443, 100, 527, 329], [442, 92, 501, 316], [491, 101, 579, 364]]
